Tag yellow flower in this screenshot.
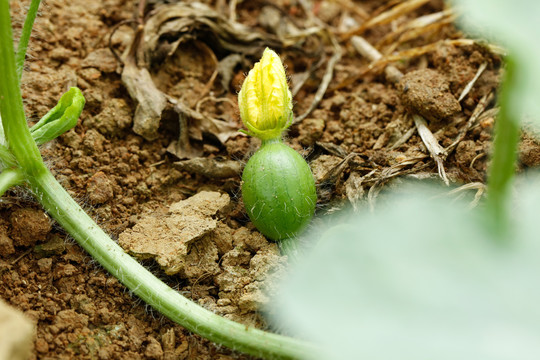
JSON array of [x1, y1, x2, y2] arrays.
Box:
[[238, 48, 293, 140]]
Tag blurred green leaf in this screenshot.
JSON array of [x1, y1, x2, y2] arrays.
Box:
[[271, 178, 540, 360]]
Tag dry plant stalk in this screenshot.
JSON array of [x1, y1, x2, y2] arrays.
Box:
[[458, 62, 488, 102], [445, 93, 493, 154], [340, 0, 432, 41], [376, 9, 455, 48]]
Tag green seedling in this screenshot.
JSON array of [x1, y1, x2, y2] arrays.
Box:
[[0, 2, 314, 359], [239, 48, 317, 240]]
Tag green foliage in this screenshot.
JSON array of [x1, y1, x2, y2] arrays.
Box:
[[272, 179, 540, 359]]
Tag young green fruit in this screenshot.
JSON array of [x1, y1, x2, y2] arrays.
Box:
[[239, 48, 317, 241], [242, 139, 317, 240]]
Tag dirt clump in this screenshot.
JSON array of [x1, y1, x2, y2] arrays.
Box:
[[0, 224, 15, 257], [82, 98, 133, 137], [119, 191, 285, 326], [520, 135, 540, 168], [454, 140, 478, 166], [310, 155, 345, 184], [10, 208, 51, 247], [86, 171, 115, 205], [119, 191, 229, 277], [34, 235, 66, 257], [211, 228, 286, 325], [144, 335, 164, 359], [81, 48, 118, 74], [399, 68, 461, 123], [297, 118, 326, 146]]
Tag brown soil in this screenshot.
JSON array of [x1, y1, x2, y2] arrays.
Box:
[[1, 0, 538, 359]]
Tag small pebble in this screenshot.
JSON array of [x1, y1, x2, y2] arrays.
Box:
[[37, 258, 53, 273]]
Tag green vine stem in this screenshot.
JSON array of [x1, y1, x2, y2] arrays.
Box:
[[486, 57, 520, 234], [15, 0, 41, 80], [0, 2, 314, 359], [0, 1, 43, 174], [30, 170, 315, 359]]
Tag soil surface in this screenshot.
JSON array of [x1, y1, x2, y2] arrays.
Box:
[[1, 0, 535, 359]]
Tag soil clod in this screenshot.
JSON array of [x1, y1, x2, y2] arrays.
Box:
[[400, 68, 461, 122], [10, 209, 51, 248]]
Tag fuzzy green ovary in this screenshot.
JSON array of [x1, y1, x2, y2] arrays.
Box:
[[242, 141, 316, 240]]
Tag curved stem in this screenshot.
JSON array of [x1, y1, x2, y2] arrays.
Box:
[[0, 168, 24, 196], [15, 0, 41, 81], [0, 1, 43, 175], [486, 58, 519, 235], [29, 170, 315, 359]]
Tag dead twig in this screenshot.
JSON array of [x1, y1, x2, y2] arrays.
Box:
[[445, 93, 492, 155], [374, 39, 505, 69], [413, 115, 449, 185], [444, 182, 486, 209], [390, 126, 416, 150], [294, 32, 342, 123], [195, 96, 237, 116], [228, 0, 237, 23], [332, 38, 501, 93], [350, 35, 403, 83], [319, 153, 356, 185], [469, 153, 486, 169], [107, 19, 138, 64], [384, 20, 456, 55], [367, 156, 431, 211], [458, 62, 488, 102], [333, 0, 369, 20], [198, 69, 219, 101], [340, 0, 432, 41], [291, 55, 325, 97], [291, 1, 342, 124], [376, 9, 455, 48], [11, 248, 33, 265]]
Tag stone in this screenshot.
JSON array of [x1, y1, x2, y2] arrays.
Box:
[[0, 299, 35, 360]]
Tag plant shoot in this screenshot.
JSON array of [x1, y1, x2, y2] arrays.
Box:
[[239, 48, 317, 240]]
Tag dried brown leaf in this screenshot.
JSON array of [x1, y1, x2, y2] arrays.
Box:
[[121, 59, 167, 141], [142, 2, 282, 63]]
